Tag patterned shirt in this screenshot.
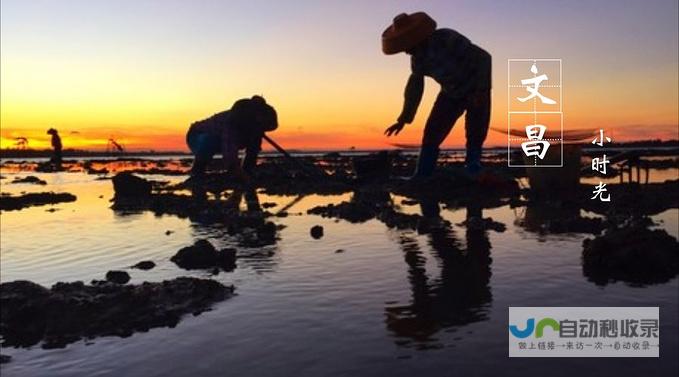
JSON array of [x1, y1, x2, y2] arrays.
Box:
[[398, 28, 491, 124], [412, 28, 491, 96], [188, 110, 261, 167]]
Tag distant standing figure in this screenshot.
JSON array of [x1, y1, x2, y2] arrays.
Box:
[[47, 128, 62, 164], [186, 95, 278, 181], [382, 12, 492, 177]]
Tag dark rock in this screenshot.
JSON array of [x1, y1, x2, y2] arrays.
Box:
[[171, 240, 217, 268], [131, 261, 156, 270], [308, 201, 375, 223], [86, 167, 109, 175], [228, 219, 279, 247], [519, 204, 605, 235], [310, 225, 324, 239], [217, 248, 237, 268], [0, 192, 77, 211], [35, 162, 64, 173], [352, 152, 391, 181], [257, 221, 277, 240], [582, 220, 679, 286], [112, 172, 152, 199], [307, 189, 427, 231], [105, 270, 130, 284], [307, 189, 391, 223], [0, 354, 11, 363], [457, 217, 507, 232], [547, 216, 603, 234], [261, 202, 277, 209], [165, 230, 174, 235], [0, 278, 233, 348], [171, 240, 236, 270], [12, 176, 47, 185]]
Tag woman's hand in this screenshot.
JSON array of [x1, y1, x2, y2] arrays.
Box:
[[384, 121, 405, 137]]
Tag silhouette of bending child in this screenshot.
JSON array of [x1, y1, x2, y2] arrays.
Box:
[[186, 96, 278, 182]]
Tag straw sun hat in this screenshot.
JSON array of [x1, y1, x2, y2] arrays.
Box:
[[381, 12, 437, 55]]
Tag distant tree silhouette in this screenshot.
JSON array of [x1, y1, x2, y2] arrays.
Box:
[[107, 138, 125, 154], [14, 137, 28, 150]]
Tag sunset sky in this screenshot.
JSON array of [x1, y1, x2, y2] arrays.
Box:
[[1, 0, 677, 151]]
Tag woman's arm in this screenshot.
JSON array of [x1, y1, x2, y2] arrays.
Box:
[[398, 72, 424, 124], [385, 73, 424, 136]]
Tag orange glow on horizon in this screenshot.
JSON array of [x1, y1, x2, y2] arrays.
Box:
[[1, 2, 677, 152], [2, 122, 677, 153]]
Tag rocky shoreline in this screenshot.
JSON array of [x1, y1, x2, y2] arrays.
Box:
[[0, 277, 234, 349], [0, 192, 77, 211], [1, 153, 677, 357]]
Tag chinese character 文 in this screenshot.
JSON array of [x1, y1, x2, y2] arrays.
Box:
[[517, 63, 557, 104]]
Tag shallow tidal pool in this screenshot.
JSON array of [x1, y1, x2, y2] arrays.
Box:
[[1, 169, 677, 377]]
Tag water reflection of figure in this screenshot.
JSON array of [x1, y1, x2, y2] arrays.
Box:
[[385, 199, 492, 349], [224, 187, 263, 213], [189, 186, 279, 273], [187, 184, 265, 223], [517, 202, 604, 238]]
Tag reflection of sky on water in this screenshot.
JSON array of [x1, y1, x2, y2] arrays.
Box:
[[0, 169, 677, 377]]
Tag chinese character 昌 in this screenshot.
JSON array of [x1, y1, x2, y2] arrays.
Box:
[[522, 124, 551, 159]]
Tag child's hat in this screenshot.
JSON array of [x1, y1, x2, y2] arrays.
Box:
[[381, 12, 436, 55]]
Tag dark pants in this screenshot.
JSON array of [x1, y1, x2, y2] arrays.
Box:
[[421, 89, 491, 154], [51, 148, 62, 164], [186, 130, 220, 177]]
